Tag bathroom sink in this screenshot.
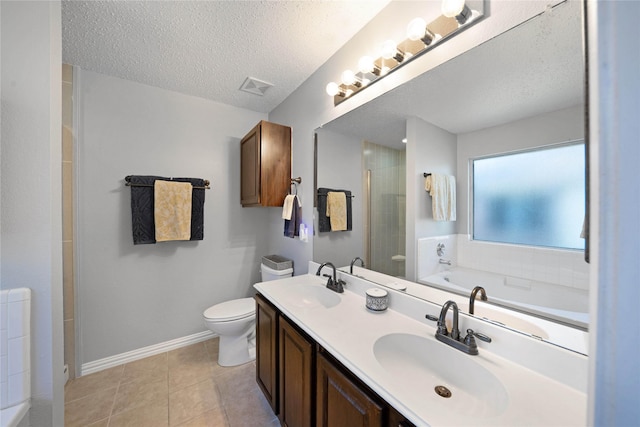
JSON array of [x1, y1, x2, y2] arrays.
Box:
[[286, 283, 341, 309], [471, 305, 549, 339], [373, 333, 509, 418]]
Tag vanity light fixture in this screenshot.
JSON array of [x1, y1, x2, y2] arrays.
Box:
[[381, 40, 406, 63], [442, 0, 472, 25], [407, 17, 437, 46], [341, 69, 364, 88], [326, 0, 484, 106]]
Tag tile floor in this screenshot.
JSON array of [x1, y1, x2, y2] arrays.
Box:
[[64, 338, 279, 427]]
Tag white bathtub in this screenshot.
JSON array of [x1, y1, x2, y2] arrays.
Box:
[[420, 267, 588, 329], [1, 288, 31, 427]]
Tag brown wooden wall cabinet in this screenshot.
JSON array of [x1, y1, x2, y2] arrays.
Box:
[[241, 120, 292, 207], [254, 293, 416, 427]]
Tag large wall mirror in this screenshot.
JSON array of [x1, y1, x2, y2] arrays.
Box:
[[314, 0, 587, 354]]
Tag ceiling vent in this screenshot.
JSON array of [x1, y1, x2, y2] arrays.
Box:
[[240, 77, 273, 96]]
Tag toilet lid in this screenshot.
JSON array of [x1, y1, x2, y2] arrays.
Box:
[[203, 297, 255, 322]]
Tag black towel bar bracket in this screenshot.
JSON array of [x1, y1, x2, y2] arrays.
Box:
[[124, 175, 210, 189]]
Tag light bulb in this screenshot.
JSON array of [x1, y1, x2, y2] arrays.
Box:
[[358, 56, 375, 74], [341, 70, 356, 86], [441, 0, 466, 18], [325, 82, 340, 97], [381, 40, 398, 60], [407, 17, 427, 41]]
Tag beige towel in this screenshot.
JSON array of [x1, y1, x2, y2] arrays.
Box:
[[425, 173, 456, 221], [154, 180, 193, 242], [282, 194, 295, 220], [326, 191, 347, 231]]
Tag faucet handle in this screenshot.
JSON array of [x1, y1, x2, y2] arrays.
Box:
[[465, 328, 492, 343], [425, 314, 439, 322]]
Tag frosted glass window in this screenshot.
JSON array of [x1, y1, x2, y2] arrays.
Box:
[[473, 143, 585, 250]]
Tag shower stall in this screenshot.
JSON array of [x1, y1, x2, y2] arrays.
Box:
[[363, 141, 406, 277]]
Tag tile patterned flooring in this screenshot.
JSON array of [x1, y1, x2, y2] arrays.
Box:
[[64, 338, 279, 427]]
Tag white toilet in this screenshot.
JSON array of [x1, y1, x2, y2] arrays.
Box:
[[203, 261, 293, 366]]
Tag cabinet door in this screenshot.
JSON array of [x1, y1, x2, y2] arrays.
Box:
[[255, 294, 278, 412], [241, 124, 261, 206], [259, 121, 291, 207], [279, 316, 314, 427], [316, 352, 384, 427]]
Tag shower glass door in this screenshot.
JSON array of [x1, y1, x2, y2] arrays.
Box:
[[363, 141, 406, 277]]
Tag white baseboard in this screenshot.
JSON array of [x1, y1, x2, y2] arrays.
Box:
[[80, 330, 217, 376]]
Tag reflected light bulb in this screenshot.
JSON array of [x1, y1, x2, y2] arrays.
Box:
[[358, 56, 375, 74], [381, 40, 398, 60], [341, 70, 356, 86], [407, 17, 427, 41], [442, 0, 466, 18], [325, 82, 340, 97]]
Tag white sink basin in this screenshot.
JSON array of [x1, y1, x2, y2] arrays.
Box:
[[470, 305, 549, 339], [285, 283, 341, 309], [373, 333, 509, 418]]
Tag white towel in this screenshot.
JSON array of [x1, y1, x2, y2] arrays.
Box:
[[425, 173, 456, 221], [282, 194, 295, 220]]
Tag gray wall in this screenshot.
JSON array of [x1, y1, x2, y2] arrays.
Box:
[[76, 70, 268, 364], [405, 117, 457, 280], [0, 2, 65, 425], [314, 128, 363, 268]]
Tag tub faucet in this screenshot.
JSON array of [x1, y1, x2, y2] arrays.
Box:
[[433, 300, 491, 355], [469, 286, 487, 315], [350, 257, 365, 274], [316, 262, 345, 293], [439, 258, 452, 265]]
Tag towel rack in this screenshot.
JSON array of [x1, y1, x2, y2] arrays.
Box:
[[291, 177, 302, 184], [423, 173, 432, 177], [124, 176, 210, 189], [317, 192, 355, 199]]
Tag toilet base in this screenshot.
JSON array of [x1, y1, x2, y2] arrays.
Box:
[[217, 331, 256, 367]]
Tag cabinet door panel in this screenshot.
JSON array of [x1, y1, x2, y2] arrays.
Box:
[[317, 352, 384, 427], [279, 317, 314, 427], [241, 125, 261, 205], [255, 294, 278, 412]]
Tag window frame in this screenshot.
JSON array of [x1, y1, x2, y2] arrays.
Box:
[[469, 139, 586, 251]]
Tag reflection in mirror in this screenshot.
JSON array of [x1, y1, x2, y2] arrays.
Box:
[[314, 0, 587, 353]]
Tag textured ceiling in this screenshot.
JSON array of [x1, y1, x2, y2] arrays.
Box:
[[62, 0, 390, 113], [323, 0, 584, 149]]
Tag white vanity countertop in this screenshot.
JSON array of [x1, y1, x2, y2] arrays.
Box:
[[254, 274, 587, 427]]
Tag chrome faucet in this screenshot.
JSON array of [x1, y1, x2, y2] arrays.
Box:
[[469, 286, 487, 315], [349, 257, 365, 274], [428, 300, 491, 355], [439, 258, 452, 265], [315, 262, 345, 293]]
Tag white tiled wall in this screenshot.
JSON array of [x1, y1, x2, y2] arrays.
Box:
[[456, 235, 590, 291], [0, 288, 31, 410]]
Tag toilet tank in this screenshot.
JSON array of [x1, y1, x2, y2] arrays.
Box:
[[260, 263, 293, 281], [261, 255, 293, 281]]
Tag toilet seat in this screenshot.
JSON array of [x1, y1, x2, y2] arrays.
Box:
[[204, 297, 254, 322]]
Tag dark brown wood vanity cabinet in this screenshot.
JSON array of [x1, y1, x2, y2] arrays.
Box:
[[240, 120, 291, 207], [316, 351, 383, 427], [279, 316, 315, 427], [255, 293, 416, 427], [255, 294, 278, 412]]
